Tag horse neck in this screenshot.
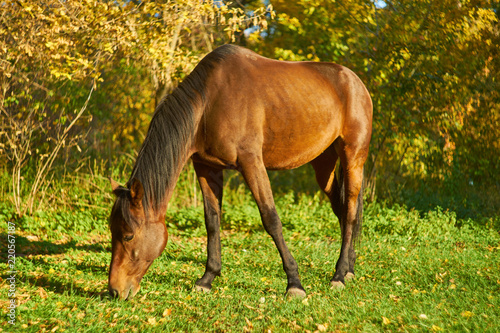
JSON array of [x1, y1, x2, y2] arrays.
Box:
[[130, 98, 201, 218], [157, 151, 193, 214]]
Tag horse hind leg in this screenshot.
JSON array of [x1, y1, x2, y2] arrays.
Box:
[[311, 144, 363, 287], [347, 176, 364, 280], [330, 162, 362, 282], [331, 138, 367, 288]]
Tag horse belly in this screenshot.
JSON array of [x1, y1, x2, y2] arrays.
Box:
[[262, 102, 342, 170]]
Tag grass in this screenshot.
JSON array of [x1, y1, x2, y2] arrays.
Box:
[[1, 182, 499, 332]]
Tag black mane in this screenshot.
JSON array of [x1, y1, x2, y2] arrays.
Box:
[[126, 45, 239, 215]]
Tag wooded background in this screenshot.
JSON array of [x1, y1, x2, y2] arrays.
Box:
[[1, 0, 499, 218]]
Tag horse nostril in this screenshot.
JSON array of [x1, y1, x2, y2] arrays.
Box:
[[109, 288, 119, 298]]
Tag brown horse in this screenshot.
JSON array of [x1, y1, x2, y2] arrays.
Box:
[[108, 44, 372, 300]]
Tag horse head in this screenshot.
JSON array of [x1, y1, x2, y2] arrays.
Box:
[[108, 178, 168, 300]]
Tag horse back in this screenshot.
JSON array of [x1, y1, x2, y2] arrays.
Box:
[[193, 45, 372, 170]]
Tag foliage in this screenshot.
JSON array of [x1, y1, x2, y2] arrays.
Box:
[[2, 0, 498, 217], [250, 0, 500, 199], [0, 0, 272, 216]]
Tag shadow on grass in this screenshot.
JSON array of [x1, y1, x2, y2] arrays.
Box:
[[18, 274, 110, 300], [0, 233, 109, 260], [0, 232, 112, 299]]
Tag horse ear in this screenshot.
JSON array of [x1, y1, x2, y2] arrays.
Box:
[[129, 178, 144, 207], [110, 178, 121, 195]]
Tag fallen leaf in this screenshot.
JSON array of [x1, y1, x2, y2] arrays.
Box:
[[461, 311, 473, 318], [244, 317, 253, 329], [382, 316, 391, 325], [38, 287, 48, 299], [162, 308, 172, 317]]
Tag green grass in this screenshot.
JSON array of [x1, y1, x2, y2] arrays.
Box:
[[1, 190, 499, 332]]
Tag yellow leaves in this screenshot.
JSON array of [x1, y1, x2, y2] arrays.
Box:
[[50, 69, 71, 80], [103, 43, 114, 55], [4, 0, 272, 94], [268, 5, 276, 20], [244, 317, 253, 330], [45, 41, 57, 50], [431, 325, 444, 331], [382, 316, 391, 325], [412, 288, 426, 295], [317, 323, 328, 332], [461, 311, 474, 318], [400, 48, 411, 61], [37, 287, 48, 299], [389, 294, 401, 303]]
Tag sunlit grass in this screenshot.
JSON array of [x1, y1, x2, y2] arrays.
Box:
[[1, 197, 498, 332]]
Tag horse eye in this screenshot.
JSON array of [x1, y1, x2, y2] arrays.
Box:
[[123, 234, 134, 242]]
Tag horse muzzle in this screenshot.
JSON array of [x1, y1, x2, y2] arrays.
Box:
[[108, 281, 140, 300]]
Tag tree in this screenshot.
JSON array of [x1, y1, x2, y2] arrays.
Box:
[[0, 0, 272, 216]]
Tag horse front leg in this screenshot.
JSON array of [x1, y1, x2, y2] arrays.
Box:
[[193, 162, 223, 292], [239, 154, 306, 298]]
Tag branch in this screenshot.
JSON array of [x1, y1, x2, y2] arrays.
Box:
[[26, 79, 95, 214]]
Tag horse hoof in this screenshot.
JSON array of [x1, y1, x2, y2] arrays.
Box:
[[194, 285, 211, 293], [286, 287, 307, 298], [345, 272, 355, 281], [330, 280, 345, 289]]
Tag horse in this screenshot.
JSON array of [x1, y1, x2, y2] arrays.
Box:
[[108, 44, 372, 300]]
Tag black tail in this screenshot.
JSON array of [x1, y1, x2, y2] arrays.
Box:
[[333, 164, 364, 242]]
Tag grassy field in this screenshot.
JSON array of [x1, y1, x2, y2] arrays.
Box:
[[1, 168, 499, 332]]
